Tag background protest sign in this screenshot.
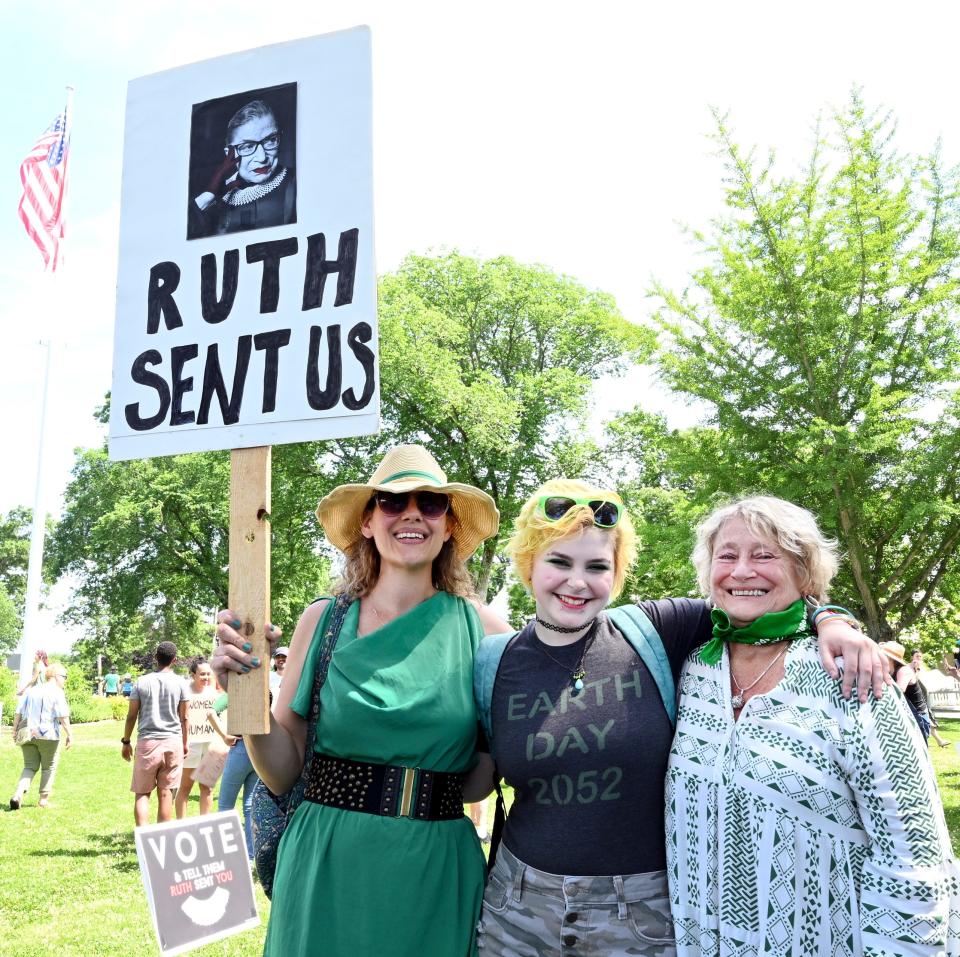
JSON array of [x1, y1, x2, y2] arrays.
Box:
[[134, 811, 258, 956], [109, 27, 377, 461]]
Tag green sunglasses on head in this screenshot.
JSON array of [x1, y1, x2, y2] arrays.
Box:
[[537, 495, 622, 528]]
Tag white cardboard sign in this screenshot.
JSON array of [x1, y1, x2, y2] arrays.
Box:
[[134, 810, 259, 955], [110, 28, 378, 461]]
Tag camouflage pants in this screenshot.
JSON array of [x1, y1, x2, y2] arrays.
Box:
[[478, 845, 676, 956]]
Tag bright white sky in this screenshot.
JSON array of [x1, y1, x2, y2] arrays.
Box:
[[4, 0, 959, 650]]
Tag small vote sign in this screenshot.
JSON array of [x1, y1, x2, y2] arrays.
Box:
[[134, 811, 259, 955]]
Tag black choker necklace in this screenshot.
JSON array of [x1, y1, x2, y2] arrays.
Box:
[[533, 619, 600, 695], [535, 615, 598, 634]]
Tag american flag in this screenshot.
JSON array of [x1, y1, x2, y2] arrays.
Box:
[[18, 104, 71, 271]]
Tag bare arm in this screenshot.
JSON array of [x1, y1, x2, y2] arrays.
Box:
[[121, 698, 140, 762], [893, 663, 915, 694], [206, 708, 232, 745], [463, 752, 497, 802], [60, 716, 72, 750], [179, 699, 188, 756], [216, 601, 326, 795], [472, 599, 511, 635]]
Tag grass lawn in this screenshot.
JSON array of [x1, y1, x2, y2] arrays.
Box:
[[1, 718, 958, 956], [930, 716, 960, 855], [0, 720, 270, 956]]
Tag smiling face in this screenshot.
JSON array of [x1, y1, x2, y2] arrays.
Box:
[[228, 113, 279, 185], [530, 526, 616, 631], [360, 491, 453, 573], [709, 517, 804, 626], [192, 663, 213, 689]]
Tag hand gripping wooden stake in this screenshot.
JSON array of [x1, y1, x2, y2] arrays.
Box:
[[226, 446, 271, 734]]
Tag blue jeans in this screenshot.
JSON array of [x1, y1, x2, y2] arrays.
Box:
[[217, 738, 258, 858]]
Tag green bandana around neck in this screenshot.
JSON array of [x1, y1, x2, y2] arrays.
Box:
[[699, 598, 812, 666]]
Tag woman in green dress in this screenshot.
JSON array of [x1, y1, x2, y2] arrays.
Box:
[[212, 445, 509, 956]]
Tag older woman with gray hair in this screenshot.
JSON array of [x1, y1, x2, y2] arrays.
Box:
[[666, 495, 959, 956]]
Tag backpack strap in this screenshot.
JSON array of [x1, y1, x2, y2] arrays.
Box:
[[474, 631, 518, 750], [606, 604, 677, 727]]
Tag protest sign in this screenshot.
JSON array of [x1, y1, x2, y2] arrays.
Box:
[[109, 27, 377, 461], [134, 811, 258, 955], [108, 27, 379, 732]]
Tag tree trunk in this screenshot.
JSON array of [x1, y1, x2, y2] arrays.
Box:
[[475, 538, 497, 601]]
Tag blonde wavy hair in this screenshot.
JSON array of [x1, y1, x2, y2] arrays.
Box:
[[692, 496, 839, 602], [332, 501, 477, 599], [507, 479, 637, 601]]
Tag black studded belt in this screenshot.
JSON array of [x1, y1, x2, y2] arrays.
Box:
[[304, 752, 466, 821]]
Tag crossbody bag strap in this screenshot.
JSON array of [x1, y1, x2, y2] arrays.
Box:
[[303, 593, 354, 759]]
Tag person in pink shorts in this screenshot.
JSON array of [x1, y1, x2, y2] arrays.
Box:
[[120, 641, 188, 826]]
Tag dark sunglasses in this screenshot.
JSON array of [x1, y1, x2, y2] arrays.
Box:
[[538, 495, 622, 528], [372, 490, 451, 519]]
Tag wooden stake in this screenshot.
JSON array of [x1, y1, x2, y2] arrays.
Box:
[[226, 446, 271, 734]]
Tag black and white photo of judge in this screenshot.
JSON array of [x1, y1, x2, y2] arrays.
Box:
[[187, 83, 297, 239]]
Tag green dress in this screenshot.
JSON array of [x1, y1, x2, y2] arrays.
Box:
[[264, 592, 487, 956]]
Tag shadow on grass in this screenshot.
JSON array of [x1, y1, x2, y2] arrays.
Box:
[[28, 830, 140, 872]]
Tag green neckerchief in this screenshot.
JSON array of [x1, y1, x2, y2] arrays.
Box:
[[699, 598, 812, 665]]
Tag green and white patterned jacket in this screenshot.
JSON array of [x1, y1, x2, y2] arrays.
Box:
[[666, 636, 959, 956]]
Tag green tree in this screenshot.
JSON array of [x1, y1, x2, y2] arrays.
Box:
[[652, 93, 960, 640], [372, 251, 652, 598], [50, 442, 331, 669], [0, 585, 19, 657]]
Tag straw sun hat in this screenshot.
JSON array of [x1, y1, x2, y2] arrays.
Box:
[[879, 640, 908, 666], [316, 445, 500, 560]]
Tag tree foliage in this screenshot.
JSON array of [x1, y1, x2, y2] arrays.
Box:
[[372, 251, 652, 597], [652, 93, 960, 640], [49, 444, 331, 670], [0, 506, 56, 657]]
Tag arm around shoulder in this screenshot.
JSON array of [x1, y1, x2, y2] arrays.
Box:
[[471, 599, 511, 636]]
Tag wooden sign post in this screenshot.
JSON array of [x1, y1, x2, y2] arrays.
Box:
[[227, 446, 272, 734]]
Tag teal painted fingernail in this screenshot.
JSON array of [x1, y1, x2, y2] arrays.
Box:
[[242, 642, 252, 652], [251, 657, 261, 667], [241, 665, 251, 674], [231, 619, 241, 628], [268, 623, 276, 632]]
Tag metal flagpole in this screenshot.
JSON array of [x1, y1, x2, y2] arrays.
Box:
[[17, 340, 53, 690], [16, 85, 73, 689]]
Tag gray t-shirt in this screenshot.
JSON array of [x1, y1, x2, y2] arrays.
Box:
[[490, 598, 711, 875], [131, 670, 187, 739]]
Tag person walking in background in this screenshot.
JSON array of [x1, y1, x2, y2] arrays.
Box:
[[103, 667, 120, 697], [269, 646, 289, 693], [176, 657, 230, 818], [907, 648, 951, 747], [214, 688, 258, 862], [9, 663, 72, 809], [880, 640, 937, 743], [121, 641, 188, 826], [121, 674, 134, 697], [16, 648, 49, 695]]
